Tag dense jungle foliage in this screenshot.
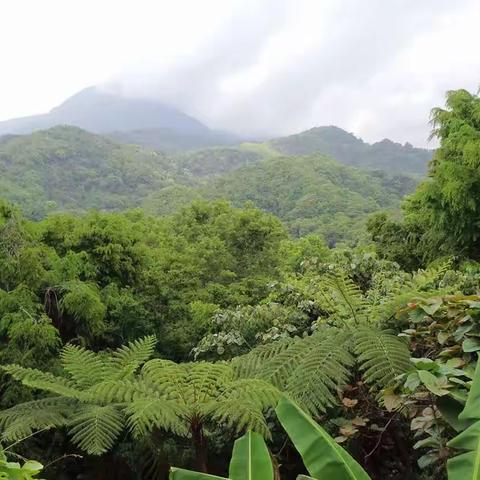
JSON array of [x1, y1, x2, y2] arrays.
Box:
[[0, 87, 480, 480], [0, 125, 418, 244]]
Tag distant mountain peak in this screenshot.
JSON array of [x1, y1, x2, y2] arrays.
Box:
[[269, 125, 432, 174], [0, 86, 215, 138]]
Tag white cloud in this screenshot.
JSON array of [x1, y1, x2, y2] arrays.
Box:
[[0, 0, 478, 146]]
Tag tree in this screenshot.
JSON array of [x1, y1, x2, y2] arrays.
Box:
[[371, 88, 480, 265], [0, 337, 279, 474]]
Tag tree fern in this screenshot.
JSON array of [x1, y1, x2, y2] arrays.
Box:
[[60, 345, 107, 388], [0, 397, 74, 441], [0, 336, 158, 453], [68, 404, 124, 455], [244, 329, 355, 415], [108, 334, 157, 379], [354, 327, 411, 389], [282, 332, 354, 414], [231, 339, 292, 379], [320, 271, 369, 325], [1, 365, 87, 400]]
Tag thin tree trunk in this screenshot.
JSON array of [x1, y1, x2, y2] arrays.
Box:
[[191, 420, 208, 473]]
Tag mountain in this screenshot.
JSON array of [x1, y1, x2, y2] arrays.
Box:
[[144, 154, 417, 245], [0, 126, 415, 244], [0, 126, 175, 218], [0, 86, 239, 149], [269, 125, 432, 174], [109, 127, 239, 151]]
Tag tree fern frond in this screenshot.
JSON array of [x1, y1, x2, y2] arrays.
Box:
[[140, 359, 189, 401], [322, 271, 369, 324], [68, 404, 124, 455], [87, 379, 160, 404], [61, 345, 107, 388], [109, 335, 157, 378], [0, 397, 74, 441], [354, 327, 411, 389], [186, 362, 233, 404], [124, 399, 188, 438], [285, 332, 355, 415], [1, 365, 87, 400], [258, 335, 320, 389], [220, 379, 280, 411], [206, 398, 271, 438], [231, 339, 293, 379]]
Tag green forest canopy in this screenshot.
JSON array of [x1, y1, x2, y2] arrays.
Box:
[[0, 87, 479, 480]]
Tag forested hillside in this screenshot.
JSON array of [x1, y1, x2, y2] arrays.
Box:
[[270, 125, 432, 174], [144, 154, 416, 244], [1, 87, 479, 480], [0, 125, 417, 244]]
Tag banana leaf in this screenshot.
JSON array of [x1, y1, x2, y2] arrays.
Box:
[[276, 396, 371, 480], [447, 420, 480, 479], [459, 360, 480, 421], [229, 431, 273, 480], [447, 359, 480, 479], [170, 467, 228, 480]]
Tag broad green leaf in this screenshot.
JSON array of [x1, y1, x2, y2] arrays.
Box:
[[463, 339, 480, 353], [437, 396, 470, 432], [169, 467, 228, 480], [460, 361, 480, 421], [276, 396, 371, 480], [229, 431, 273, 480], [297, 476, 317, 480], [417, 370, 449, 396], [447, 420, 480, 479]]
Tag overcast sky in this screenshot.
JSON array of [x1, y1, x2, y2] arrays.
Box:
[[1, 0, 479, 146]]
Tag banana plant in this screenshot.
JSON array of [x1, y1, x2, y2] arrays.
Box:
[[447, 359, 480, 479], [275, 396, 371, 480], [170, 430, 273, 480]]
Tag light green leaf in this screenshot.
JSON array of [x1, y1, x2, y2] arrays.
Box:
[[463, 338, 480, 353], [276, 396, 371, 480], [229, 431, 273, 480], [417, 370, 449, 396], [447, 421, 480, 479], [460, 361, 480, 421], [169, 467, 228, 480]]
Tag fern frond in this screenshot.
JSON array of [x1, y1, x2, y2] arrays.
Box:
[[140, 359, 189, 401], [354, 327, 411, 389], [68, 405, 124, 455], [252, 329, 355, 415], [0, 397, 74, 441], [124, 399, 188, 438], [207, 398, 271, 438], [220, 379, 280, 411], [231, 339, 293, 378], [258, 335, 320, 389], [1, 365, 88, 400], [321, 271, 369, 324], [285, 332, 355, 415], [61, 345, 107, 388], [87, 379, 160, 404], [185, 362, 233, 404], [109, 335, 157, 379]]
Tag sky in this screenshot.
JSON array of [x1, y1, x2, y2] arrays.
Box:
[[0, 0, 479, 146]]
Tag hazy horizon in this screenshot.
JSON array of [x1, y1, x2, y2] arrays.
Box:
[[1, 0, 479, 147]]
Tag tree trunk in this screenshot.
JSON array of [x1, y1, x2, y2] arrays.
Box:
[[191, 420, 208, 473]]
